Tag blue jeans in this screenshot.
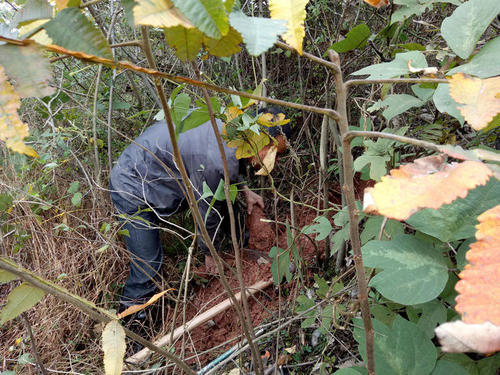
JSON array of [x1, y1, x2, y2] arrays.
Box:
[[110, 183, 163, 305]]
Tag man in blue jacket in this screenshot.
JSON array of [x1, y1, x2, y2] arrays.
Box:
[[109, 109, 289, 312]]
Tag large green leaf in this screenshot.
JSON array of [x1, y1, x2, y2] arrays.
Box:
[[329, 23, 370, 53], [0, 44, 54, 98], [432, 83, 465, 124], [360, 216, 404, 244], [354, 316, 437, 375], [391, 0, 461, 24], [0, 270, 18, 284], [362, 234, 449, 305], [102, 320, 126, 375], [448, 36, 500, 79], [431, 360, 469, 375], [406, 300, 447, 339], [229, 11, 286, 56], [302, 216, 332, 241], [43, 8, 112, 59], [407, 177, 500, 242], [12, 0, 52, 28], [351, 51, 428, 80], [171, 0, 228, 39], [121, 0, 137, 27], [203, 26, 242, 57], [441, 0, 500, 59], [368, 94, 425, 122], [0, 283, 45, 325], [164, 25, 203, 61]]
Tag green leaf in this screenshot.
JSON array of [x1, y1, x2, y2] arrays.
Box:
[[203, 26, 242, 57], [67, 181, 80, 194], [456, 238, 473, 270], [269, 246, 291, 284], [43, 8, 113, 59], [329, 23, 370, 53], [368, 94, 425, 122], [432, 83, 465, 124], [448, 36, 500, 78], [314, 274, 329, 299], [411, 84, 435, 101], [0, 283, 45, 325], [121, 0, 137, 27], [441, 0, 500, 59], [332, 368, 367, 375], [102, 320, 126, 375], [0, 270, 18, 284], [360, 216, 404, 244], [362, 234, 449, 305], [430, 360, 469, 375], [213, 180, 238, 202], [0, 44, 55, 98], [407, 300, 447, 339], [12, 0, 52, 28], [71, 192, 82, 207], [172, 93, 191, 129], [477, 353, 500, 375], [177, 97, 221, 135], [351, 51, 428, 80], [354, 316, 437, 375], [229, 11, 287, 56], [302, 216, 332, 241], [391, 0, 462, 24], [407, 177, 500, 242], [164, 25, 203, 62], [171, 0, 228, 39], [441, 353, 479, 375]]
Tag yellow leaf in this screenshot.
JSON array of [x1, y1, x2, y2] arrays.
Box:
[[235, 131, 271, 159], [225, 106, 243, 122], [134, 0, 194, 28], [269, 0, 309, 55], [257, 112, 290, 127], [0, 66, 39, 157], [448, 73, 500, 131], [18, 20, 53, 45], [455, 205, 500, 325], [255, 144, 278, 175], [117, 289, 171, 319], [243, 78, 267, 109], [102, 320, 126, 375], [363, 155, 493, 220]]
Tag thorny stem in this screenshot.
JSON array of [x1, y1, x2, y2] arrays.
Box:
[[192, 62, 264, 375], [0, 257, 196, 375], [140, 27, 263, 373], [329, 50, 375, 375]]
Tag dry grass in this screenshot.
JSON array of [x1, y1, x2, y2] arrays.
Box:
[[1, 197, 129, 374]]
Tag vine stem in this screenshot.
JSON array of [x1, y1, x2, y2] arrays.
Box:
[[192, 62, 264, 375], [0, 257, 196, 375], [140, 27, 263, 374], [343, 131, 443, 153], [329, 50, 376, 375]]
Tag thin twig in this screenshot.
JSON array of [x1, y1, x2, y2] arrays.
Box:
[[21, 313, 49, 375]]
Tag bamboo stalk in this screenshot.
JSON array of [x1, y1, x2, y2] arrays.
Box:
[[127, 279, 273, 364]]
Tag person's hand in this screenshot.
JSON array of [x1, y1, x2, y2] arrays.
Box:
[[243, 186, 264, 215], [204, 255, 218, 274]]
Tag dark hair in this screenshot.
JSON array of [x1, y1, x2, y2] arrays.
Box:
[[256, 107, 292, 139]]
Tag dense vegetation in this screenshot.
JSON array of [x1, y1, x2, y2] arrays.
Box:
[[0, 0, 499, 374]]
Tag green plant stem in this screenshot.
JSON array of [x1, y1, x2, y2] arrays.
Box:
[[139, 27, 263, 373], [345, 77, 447, 88], [329, 50, 375, 375], [343, 130, 442, 153], [192, 62, 264, 375], [0, 257, 195, 375]]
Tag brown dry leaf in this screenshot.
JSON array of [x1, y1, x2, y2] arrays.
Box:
[[255, 145, 278, 176], [0, 66, 38, 157], [363, 0, 390, 8], [448, 73, 500, 130], [455, 205, 500, 325], [435, 321, 500, 353], [363, 155, 492, 220], [117, 289, 171, 319]]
